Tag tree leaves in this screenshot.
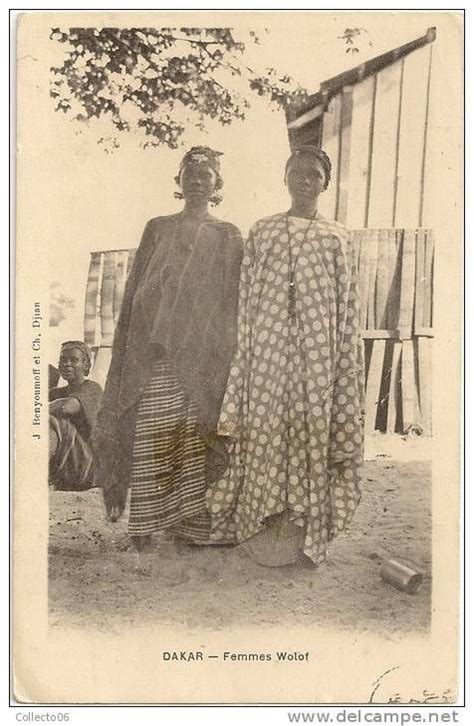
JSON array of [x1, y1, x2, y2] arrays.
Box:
[[50, 26, 307, 150]]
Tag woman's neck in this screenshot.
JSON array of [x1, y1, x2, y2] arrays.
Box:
[[288, 201, 318, 219], [182, 201, 210, 220]]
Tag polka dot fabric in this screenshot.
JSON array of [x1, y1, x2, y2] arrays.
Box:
[[207, 213, 365, 565]]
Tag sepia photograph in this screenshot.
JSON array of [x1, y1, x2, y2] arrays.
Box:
[[14, 9, 463, 705]]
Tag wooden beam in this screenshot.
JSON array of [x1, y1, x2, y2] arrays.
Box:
[[423, 230, 434, 328], [366, 232, 379, 330], [394, 46, 432, 227], [287, 103, 324, 130], [336, 85, 354, 224], [398, 229, 417, 337], [83, 252, 102, 346], [414, 229, 427, 335], [401, 339, 418, 431], [417, 336, 432, 435], [91, 247, 136, 255], [375, 229, 391, 328], [392, 58, 405, 227], [357, 232, 371, 328], [113, 250, 128, 325], [363, 329, 401, 340], [345, 75, 376, 228], [387, 340, 403, 433], [319, 28, 436, 104], [100, 251, 116, 347], [366, 60, 403, 227], [365, 339, 385, 432], [384, 229, 402, 330], [414, 327, 434, 338], [419, 43, 434, 227]]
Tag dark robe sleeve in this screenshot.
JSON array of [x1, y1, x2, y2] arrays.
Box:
[[202, 222, 243, 482], [223, 222, 244, 364], [207, 221, 243, 424], [97, 221, 156, 420], [91, 219, 158, 502]]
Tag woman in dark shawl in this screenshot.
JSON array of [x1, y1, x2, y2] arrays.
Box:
[[93, 147, 243, 552], [207, 145, 364, 566]]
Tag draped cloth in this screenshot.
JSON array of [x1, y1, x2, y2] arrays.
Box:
[[206, 213, 365, 565], [49, 416, 94, 491], [128, 359, 211, 540], [93, 213, 243, 518], [49, 380, 103, 491]]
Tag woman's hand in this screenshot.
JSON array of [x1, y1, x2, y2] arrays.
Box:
[[49, 397, 81, 418], [100, 469, 128, 522]]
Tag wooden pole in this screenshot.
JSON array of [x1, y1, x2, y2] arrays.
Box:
[[83, 252, 102, 346]]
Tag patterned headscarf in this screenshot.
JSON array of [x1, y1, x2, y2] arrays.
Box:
[[285, 145, 332, 191], [60, 341, 92, 376], [176, 146, 224, 190]]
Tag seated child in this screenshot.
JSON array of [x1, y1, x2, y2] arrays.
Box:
[[49, 341, 102, 491]]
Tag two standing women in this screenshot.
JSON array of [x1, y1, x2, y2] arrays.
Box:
[[94, 143, 364, 566]]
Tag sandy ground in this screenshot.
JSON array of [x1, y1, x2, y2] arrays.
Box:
[[49, 437, 431, 635]]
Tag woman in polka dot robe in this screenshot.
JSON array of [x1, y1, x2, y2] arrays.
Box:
[[206, 145, 365, 566]]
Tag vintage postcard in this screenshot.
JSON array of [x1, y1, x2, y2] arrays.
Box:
[[14, 10, 463, 705]]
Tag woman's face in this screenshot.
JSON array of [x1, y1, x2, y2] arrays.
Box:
[[286, 155, 327, 206], [58, 347, 87, 385], [179, 162, 217, 204]]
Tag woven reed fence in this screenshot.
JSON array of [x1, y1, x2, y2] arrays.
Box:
[[84, 228, 434, 435]]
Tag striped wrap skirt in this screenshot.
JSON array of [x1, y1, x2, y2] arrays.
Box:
[[129, 359, 211, 540]]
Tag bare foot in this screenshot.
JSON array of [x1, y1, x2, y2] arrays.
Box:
[[102, 486, 127, 522], [108, 504, 123, 522]]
